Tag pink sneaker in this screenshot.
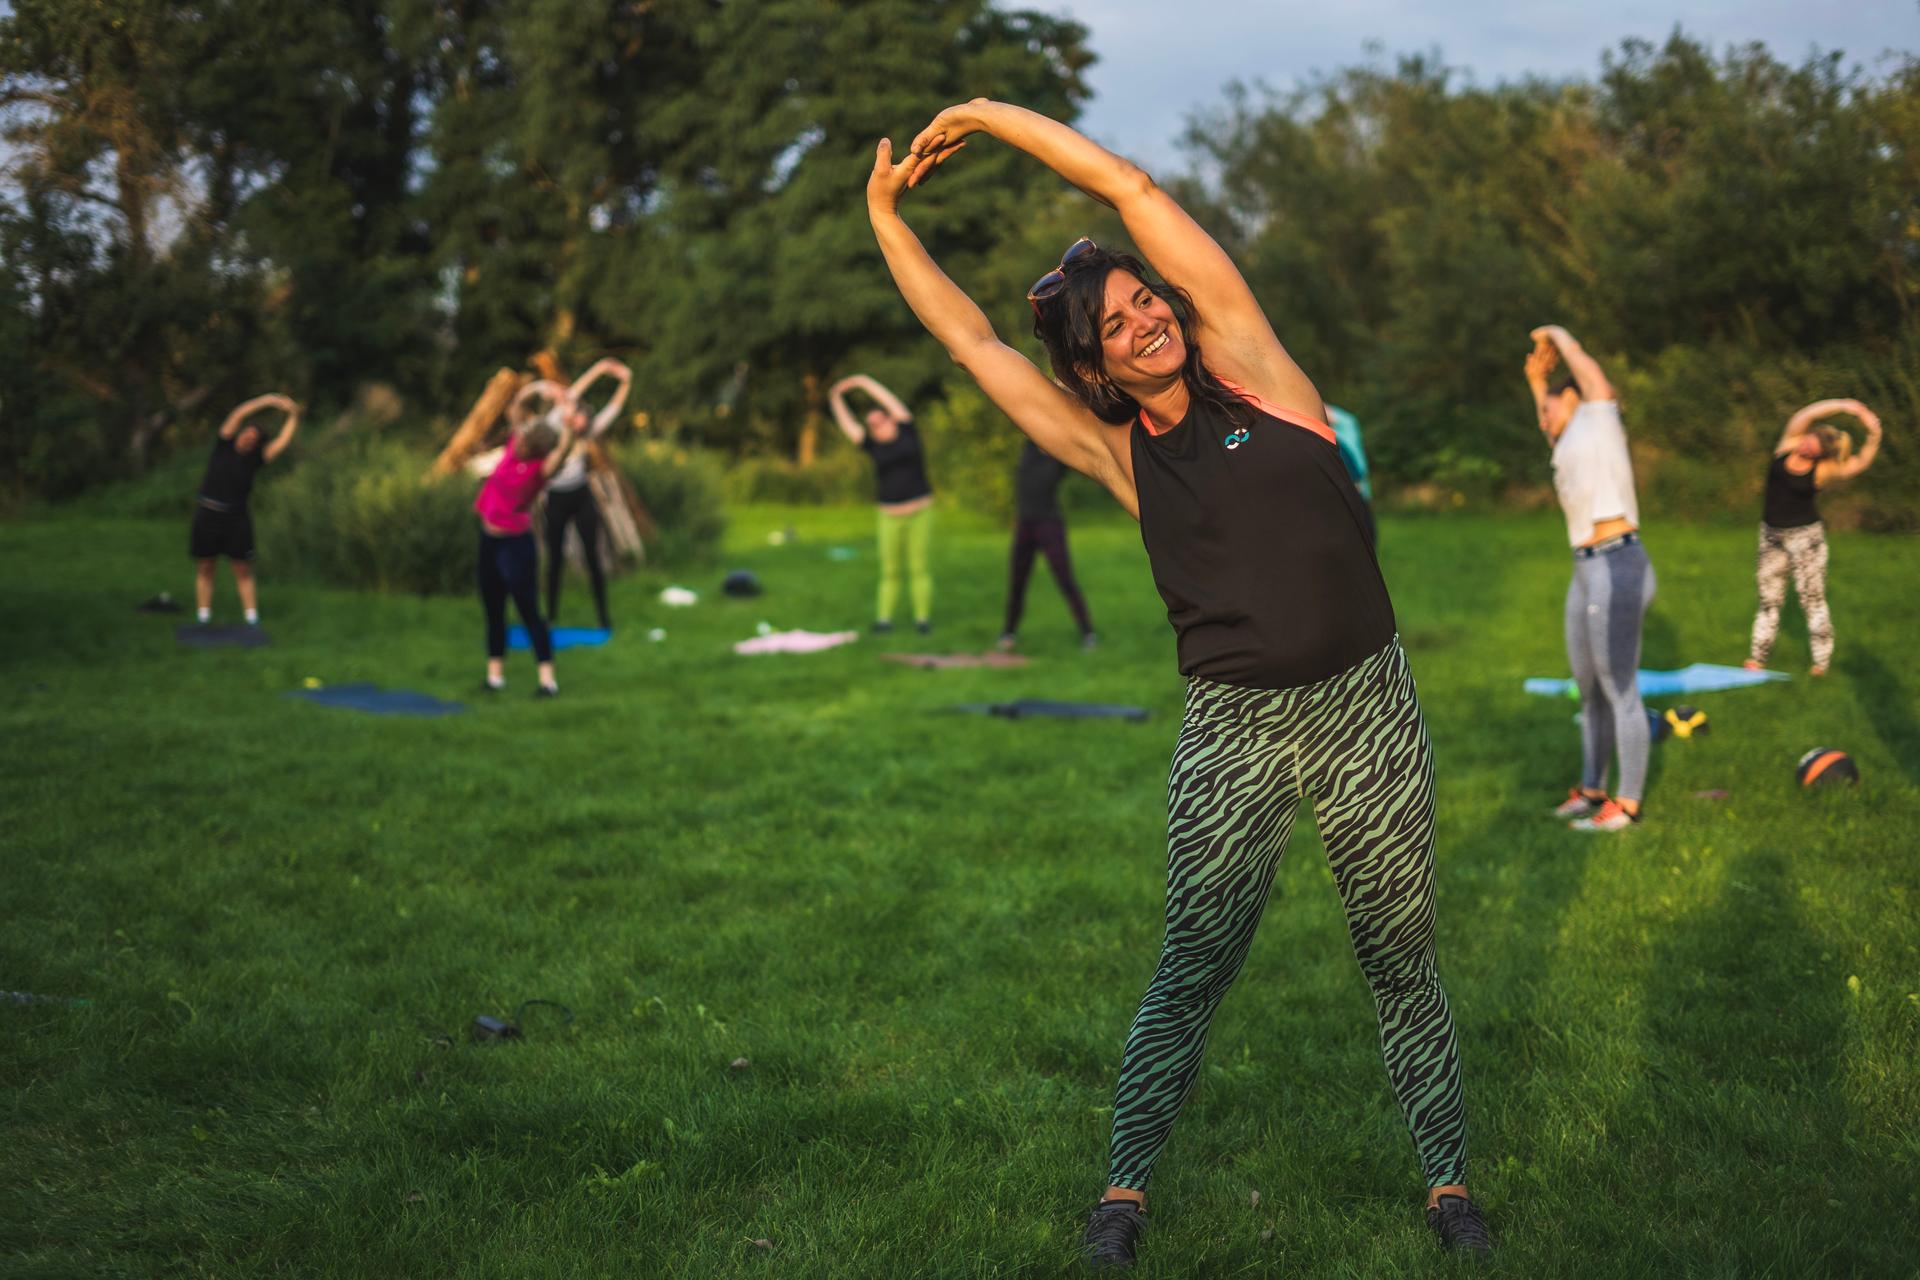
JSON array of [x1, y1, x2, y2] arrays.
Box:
[[1572, 799, 1640, 832], [1551, 788, 1604, 819]]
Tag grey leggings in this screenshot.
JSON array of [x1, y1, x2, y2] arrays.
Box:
[[1565, 538, 1656, 802]]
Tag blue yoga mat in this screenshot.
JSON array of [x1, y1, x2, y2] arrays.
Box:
[[1525, 663, 1789, 698], [509, 626, 609, 652], [288, 683, 466, 717]]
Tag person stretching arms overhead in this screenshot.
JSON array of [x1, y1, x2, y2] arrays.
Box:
[[866, 99, 1488, 1267]]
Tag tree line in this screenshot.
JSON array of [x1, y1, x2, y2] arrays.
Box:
[[3, 6, 1914, 525]]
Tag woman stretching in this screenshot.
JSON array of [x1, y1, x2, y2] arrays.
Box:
[[544, 358, 632, 630], [475, 381, 581, 697], [1524, 327, 1654, 833], [1744, 399, 1883, 675], [830, 373, 935, 633], [998, 439, 1098, 651], [867, 100, 1485, 1266], [189, 393, 299, 625]]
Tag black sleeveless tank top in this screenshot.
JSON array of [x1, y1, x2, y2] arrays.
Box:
[[1762, 453, 1820, 529], [1130, 383, 1396, 690]]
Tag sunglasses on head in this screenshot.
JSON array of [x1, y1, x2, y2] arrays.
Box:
[[1026, 237, 1099, 316]]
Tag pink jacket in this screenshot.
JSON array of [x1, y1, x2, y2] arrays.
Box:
[[474, 447, 548, 534]]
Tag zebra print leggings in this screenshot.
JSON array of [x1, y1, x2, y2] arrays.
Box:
[[1748, 521, 1832, 670], [1107, 637, 1468, 1191]]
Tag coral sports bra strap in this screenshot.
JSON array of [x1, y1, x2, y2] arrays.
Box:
[[1219, 378, 1337, 444], [1139, 377, 1337, 446]]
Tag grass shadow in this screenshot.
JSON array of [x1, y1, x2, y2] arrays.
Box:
[[1844, 645, 1920, 786]]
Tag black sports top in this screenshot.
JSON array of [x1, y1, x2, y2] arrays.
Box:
[[1762, 453, 1820, 529], [860, 421, 933, 506], [197, 436, 267, 512], [1014, 440, 1067, 521], [1130, 382, 1395, 690]]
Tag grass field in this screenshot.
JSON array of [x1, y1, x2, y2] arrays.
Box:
[[3, 501, 1918, 1278]]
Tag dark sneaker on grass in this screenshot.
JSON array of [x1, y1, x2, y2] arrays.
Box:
[[535, 683, 559, 699], [871, 620, 895, 635], [1425, 1194, 1492, 1258], [1081, 1199, 1145, 1270], [914, 620, 933, 635]]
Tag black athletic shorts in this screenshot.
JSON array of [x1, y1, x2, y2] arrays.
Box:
[[189, 505, 255, 561]]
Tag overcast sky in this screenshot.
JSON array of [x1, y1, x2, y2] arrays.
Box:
[[1048, 1, 1920, 171]]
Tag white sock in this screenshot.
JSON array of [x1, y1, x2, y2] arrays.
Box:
[[486, 674, 506, 690], [197, 607, 211, 623], [244, 608, 259, 625]]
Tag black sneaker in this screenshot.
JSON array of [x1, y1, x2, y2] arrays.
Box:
[[1081, 1199, 1145, 1270], [534, 683, 559, 699], [914, 620, 932, 635], [872, 620, 895, 635], [1425, 1194, 1492, 1258]]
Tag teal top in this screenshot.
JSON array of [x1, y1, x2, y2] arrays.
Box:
[[1326, 405, 1371, 502]]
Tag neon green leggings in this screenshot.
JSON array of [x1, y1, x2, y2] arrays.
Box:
[[876, 504, 934, 623]]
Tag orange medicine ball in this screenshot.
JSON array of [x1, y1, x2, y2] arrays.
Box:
[[1795, 747, 1860, 787]]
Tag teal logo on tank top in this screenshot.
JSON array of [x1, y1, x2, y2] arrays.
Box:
[[1224, 428, 1251, 450]]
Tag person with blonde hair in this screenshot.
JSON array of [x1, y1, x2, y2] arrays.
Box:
[[474, 381, 582, 697], [1744, 398, 1884, 675]]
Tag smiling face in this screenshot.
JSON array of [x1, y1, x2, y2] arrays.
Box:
[[1794, 433, 1824, 459], [1091, 269, 1186, 393], [234, 425, 262, 454], [865, 407, 899, 443]]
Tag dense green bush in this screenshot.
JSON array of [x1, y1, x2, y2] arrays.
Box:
[[723, 445, 869, 506], [255, 440, 475, 595], [1618, 338, 1918, 531], [619, 442, 729, 567]]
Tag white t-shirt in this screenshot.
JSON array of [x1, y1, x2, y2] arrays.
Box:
[[548, 404, 617, 492], [1550, 400, 1639, 547]]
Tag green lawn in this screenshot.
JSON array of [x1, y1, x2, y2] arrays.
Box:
[[3, 503, 1917, 1278]]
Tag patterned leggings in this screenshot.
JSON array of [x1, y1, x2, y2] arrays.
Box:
[[1107, 638, 1467, 1191], [1748, 522, 1832, 669]]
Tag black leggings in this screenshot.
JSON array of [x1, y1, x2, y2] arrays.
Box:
[[478, 530, 552, 662], [544, 484, 610, 628], [1002, 517, 1094, 636]]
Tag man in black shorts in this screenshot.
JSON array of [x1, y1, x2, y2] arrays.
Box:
[[190, 394, 300, 625]]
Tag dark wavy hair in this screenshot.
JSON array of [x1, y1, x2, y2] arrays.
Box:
[[1029, 244, 1253, 430]]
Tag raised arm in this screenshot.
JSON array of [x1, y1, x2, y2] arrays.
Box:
[[1825, 403, 1883, 481], [1776, 398, 1863, 455], [218, 393, 289, 439], [261, 400, 301, 463], [568, 359, 632, 437], [508, 379, 567, 431], [1523, 337, 1558, 440], [540, 421, 582, 480], [867, 138, 1136, 515], [908, 100, 1320, 421], [839, 373, 912, 425], [827, 377, 867, 445], [1530, 326, 1612, 402]]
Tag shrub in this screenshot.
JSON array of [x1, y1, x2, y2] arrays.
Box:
[[723, 446, 868, 506], [256, 439, 475, 595], [619, 442, 728, 567]]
